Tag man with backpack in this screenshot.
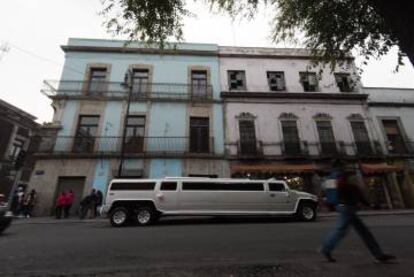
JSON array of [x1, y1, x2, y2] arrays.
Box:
[[320, 160, 396, 263]]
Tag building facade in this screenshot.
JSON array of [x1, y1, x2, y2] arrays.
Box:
[[365, 87, 414, 208], [218, 46, 412, 210], [0, 99, 40, 197], [30, 39, 227, 215], [28, 39, 414, 215]]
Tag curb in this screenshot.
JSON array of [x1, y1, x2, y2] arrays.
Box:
[[11, 210, 414, 225]]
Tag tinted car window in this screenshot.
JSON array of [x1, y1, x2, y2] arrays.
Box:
[[110, 182, 155, 191], [269, 182, 286, 192], [160, 182, 177, 191], [182, 182, 263, 191]]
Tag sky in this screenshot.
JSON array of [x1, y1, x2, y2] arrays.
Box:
[[1, 0, 414, 123]]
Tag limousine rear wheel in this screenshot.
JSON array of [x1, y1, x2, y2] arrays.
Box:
[[135, 206, 156, 226], [297, 203, 316, 222], [110, 207, 129, 227]]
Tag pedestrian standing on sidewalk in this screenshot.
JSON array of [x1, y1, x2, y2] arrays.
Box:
[[95, 190, 103, 216], [55, 192, 66, 219], [87, 189, 97, 219], [23, 189, 37, 218], [320, 161, 396, 263], [64, 190, 74, 218]]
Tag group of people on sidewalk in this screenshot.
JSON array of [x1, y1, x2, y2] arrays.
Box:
[[55, 188, 103, 219], [10, 186, 37, 218], [55, 190, 74, 219]]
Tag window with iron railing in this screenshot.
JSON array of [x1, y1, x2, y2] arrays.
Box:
[[73, 115, 100, 152], [382, 119, 407, 154], [281, 120, 301, 155], [132, 69, 149, 96], [87, 68, 107, 95], [239, 120, 257, 155], [316, 121, 337, 155], [191, 70, 208, 98], [190, 117, 210, 153], [350, 121, 373, 155], [124, 116, 145, 153]]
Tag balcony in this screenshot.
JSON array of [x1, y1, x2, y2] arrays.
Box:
[[311, 141, 347, 157], [228, 139, 386, 159], [36, 136, 216, 157], [41, 80, 213, 101], [385, 140, 414, 156], [237, 140, 263, 158], [281, 140, 309, 157]]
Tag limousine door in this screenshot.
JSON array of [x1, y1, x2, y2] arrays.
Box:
[[155, 181, 179, 212], [266, 182, 292, 212]]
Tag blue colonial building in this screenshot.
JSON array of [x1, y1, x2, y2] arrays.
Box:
[[31, 38, 227, 214]]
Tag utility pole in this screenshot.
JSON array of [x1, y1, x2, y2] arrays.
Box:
[[117, 69, 134, 177]]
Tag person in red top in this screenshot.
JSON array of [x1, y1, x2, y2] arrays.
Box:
[[64, 190, 74, 218], [55, 192, 66, 219]]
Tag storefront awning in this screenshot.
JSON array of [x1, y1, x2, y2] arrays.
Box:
[[361, 163, 403, 175], [231, 163, 322, 175]]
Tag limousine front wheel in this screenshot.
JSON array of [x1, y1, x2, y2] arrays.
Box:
[[135, 206, 157, 226], [297, 203, 317, 222], [110, 207, 129, 227]]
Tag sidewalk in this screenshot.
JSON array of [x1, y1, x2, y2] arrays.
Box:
[[10, 209, 414, 225]]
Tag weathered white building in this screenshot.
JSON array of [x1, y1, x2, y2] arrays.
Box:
[[219, 46, 412, 209], [365, 87, 414, 208]]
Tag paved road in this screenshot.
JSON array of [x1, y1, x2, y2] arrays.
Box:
[[1, 215, 413, 276]]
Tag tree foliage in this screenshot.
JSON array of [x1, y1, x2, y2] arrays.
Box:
[[101, 0, 414, 69]]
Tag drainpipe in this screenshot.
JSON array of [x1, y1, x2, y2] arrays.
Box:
[[117, 69, 133, 177]]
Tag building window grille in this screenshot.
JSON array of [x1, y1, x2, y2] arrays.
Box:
[[73, 115, 99, 152], [124, 116, 146, 153], [190, 117, 210, 153], [316, 121, 337, 155], [382, 119, 407, 154], [239, 120, 257, 155], [299, 72, 318, 92], [267, 71, 285, 91], [281, 120, 301, 155], [87, 68, 107, 95], [228, 70, 246, 91], [335, 73, 353, 92], [350, 121, 373, 155], [191, 70, 208, 98]]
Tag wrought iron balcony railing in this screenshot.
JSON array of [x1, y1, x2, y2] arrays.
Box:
[[385, 140, 414, 155], [41, 80, 213, 101], [281, 140, 309, 157], [37, 136, 215, 155], [237, 139, 263, 158]]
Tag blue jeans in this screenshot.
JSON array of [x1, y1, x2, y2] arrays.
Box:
[[322, 205, 383, 258]]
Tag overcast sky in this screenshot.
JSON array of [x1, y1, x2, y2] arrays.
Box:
[[1, 0, 414, 123]]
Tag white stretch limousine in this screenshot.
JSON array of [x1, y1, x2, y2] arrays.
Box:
[[102, 177, 319, 227]]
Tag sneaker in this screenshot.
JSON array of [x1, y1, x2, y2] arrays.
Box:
[[318, 247, 336, 263], [374, 254, 396, 264]]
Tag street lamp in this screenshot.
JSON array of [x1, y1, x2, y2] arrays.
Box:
[[117, 69, 134, 177]]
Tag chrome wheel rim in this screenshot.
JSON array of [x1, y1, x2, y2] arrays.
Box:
[[137, 210, 151, 224], [302, 206, 314, 220], [113, 210, 127, 225]]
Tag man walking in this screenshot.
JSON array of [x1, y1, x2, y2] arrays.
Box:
[[320, 162, 396, 263]]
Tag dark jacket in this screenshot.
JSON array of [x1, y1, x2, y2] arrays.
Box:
[[337, 173, 369, 206]]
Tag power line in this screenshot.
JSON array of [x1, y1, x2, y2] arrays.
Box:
[[2, 41, 84, 76]]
